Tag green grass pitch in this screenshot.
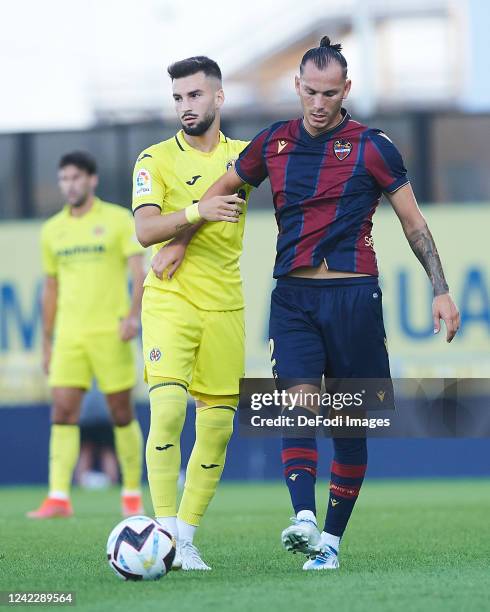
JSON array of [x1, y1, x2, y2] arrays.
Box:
[[1, 480, 489, 611]]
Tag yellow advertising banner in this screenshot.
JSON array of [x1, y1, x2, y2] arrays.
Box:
[[0, 206, 489, 404]]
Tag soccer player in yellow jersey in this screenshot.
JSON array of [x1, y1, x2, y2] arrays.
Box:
[[132, 56, 249, 570], [28, 151, 146, 519]]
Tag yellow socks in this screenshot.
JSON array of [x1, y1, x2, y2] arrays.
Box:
[[48, 424, 80, 497], [178, 405, 235, 526], [49, 420, 143, 498], [145, 382, 236, 528], [146, 380, 187, 517], [114, 420, 143, 492]]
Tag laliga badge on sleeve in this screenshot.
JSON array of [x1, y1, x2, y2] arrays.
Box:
[[135, 169, 152, 196]]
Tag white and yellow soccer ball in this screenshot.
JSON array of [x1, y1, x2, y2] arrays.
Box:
[[106, 516, 175, 581]]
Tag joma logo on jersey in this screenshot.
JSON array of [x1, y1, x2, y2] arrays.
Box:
[[186, 175, 202, 186], [149, 348, 161, 362], [333, 140, 352, 160], [137, 153, 153, 162]]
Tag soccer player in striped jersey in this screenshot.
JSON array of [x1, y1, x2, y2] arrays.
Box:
[[170, 37, 460, 570]]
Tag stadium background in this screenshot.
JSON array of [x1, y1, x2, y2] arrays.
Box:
[[1, 0, 489, 486]]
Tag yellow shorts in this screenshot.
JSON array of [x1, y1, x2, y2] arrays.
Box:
[[49, 331, 136, 394], [141, 286, 245, 396]]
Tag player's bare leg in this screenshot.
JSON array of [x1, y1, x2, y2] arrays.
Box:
[[75, 440, 94, 485], [106, 389, 144, 517], [99, 447, 119, 484], [27, 387, 84, 518]]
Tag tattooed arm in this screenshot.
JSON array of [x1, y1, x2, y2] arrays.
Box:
[[387, 184, 460, 342], [404, 223, 449, 296]]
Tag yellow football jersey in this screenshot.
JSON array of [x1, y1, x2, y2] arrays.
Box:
[[132, 130, 251, 311], [41, 198, 144, 336]]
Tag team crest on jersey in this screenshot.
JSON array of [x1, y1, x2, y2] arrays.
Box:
[[149, 347, 161, 362], [333, 139, 352, 160], [226, 158, 237, 171], [135, 168, 152, 196]]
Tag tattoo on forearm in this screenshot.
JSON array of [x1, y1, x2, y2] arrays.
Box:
[[175, 222, 191, 232], [406, 224, 449, 296]]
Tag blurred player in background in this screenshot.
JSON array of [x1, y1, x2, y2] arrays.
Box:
[[132, 57, 249, 570], [28, 151, 146, 519], [76, 390, 120, 489], [173, 37, 460, 570]]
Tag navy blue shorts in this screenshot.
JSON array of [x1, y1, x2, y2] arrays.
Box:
[[268, 276, 390, 384]]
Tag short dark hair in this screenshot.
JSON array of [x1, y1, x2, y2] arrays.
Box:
[[59, 151, 97, 175], [300, 36, 348, 78], [167, 56, 222, 82]]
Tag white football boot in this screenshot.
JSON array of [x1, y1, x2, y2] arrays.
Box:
[[171, 541, 182, 570], [179, 541, 211, 570], [281, 517, 322, 556], [302, 545, 340, 570]]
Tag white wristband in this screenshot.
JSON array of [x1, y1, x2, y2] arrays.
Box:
[[184, 202, 201, 224]]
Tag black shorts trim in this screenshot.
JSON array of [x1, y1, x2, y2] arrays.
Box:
[[149, 381, 188, 393]]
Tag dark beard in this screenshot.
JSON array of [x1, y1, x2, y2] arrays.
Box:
[[181, 111, 215, 136], [71, 195, 89, 207]]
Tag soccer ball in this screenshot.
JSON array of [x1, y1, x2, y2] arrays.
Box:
[[106, 515, 175, 580]]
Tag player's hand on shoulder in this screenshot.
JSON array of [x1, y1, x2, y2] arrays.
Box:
[[151, 241, 187, 280], [198, 194, 245, 223], [119, 315, 140, 342], [432, 293, 460, 343]]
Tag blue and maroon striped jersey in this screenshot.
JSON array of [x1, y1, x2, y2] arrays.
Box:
[[234, 109, 409, 277]]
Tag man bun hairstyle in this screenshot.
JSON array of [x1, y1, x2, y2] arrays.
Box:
[[300, 35, 348, 78], [167, 56, 222, 82], [59, 151, 97, 175]]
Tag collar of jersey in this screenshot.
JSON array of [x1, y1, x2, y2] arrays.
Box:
[[175, 130, 228, 156], [300, 108, 350, 143], [63, 196, 102, 219]]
